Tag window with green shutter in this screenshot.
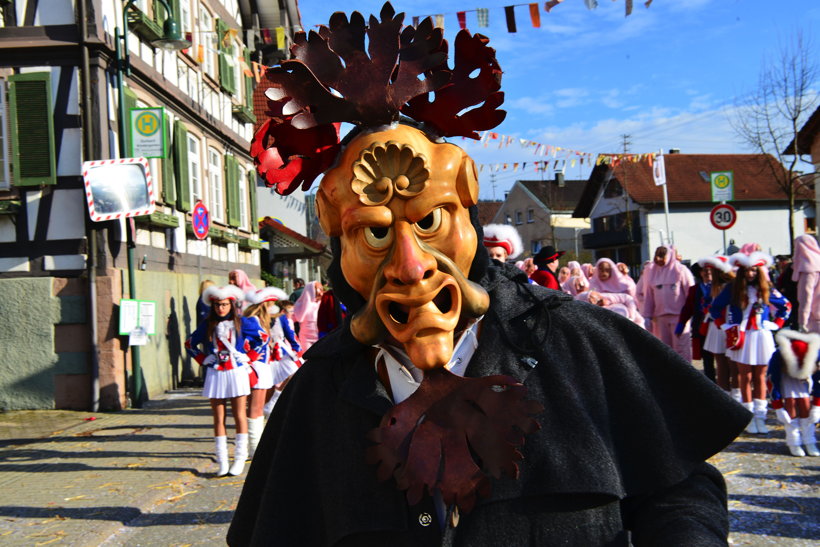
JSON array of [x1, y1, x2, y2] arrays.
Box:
[[216, 19, 236, 95], [173, 120, 191, 211], [248, 169, 258, 233], [154, 0, 181, 29], [8, 72, 56, 186], [232, 47, 257, 123], [224, 154, 240, 227], [161, 112, 176, 205]]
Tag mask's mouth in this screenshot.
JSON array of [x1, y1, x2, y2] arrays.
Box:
[[386, 285, 454, 325]]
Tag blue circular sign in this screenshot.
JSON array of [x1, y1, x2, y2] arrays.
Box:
[[192, 201, 210, 240]]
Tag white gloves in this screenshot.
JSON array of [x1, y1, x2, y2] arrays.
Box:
[[810, 404, 820, 424], [202, 354, 218, 366]]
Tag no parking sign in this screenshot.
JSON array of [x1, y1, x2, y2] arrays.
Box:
[[192, 200, 210, 240]]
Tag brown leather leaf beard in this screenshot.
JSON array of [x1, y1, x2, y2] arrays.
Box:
[[366, 368, 543, 514]]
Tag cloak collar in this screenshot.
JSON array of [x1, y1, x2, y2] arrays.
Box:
[[310, 262, 570, 417]]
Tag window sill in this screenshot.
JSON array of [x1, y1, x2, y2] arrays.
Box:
[[0, 200, 21, 215], [126, 8, 163, 44], [135, 211, 180, 228]]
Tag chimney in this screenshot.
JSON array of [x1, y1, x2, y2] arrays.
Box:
[[556, 172, 565, 187], [668, 148, 681, 154]]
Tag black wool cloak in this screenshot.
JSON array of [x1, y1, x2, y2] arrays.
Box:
[[228, 264, 750, 546]]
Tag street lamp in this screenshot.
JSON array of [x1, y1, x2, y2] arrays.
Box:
[[113, 0, 190, 407]]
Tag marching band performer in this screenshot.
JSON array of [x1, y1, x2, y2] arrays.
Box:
[[710, 252, 791, 434], [185, 285, 254, 476]]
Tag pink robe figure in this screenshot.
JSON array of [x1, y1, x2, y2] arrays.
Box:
[[562, 274, 589, 297], [589, 258, 635, 297], [634, 261, 653, 313], [642, 246, 695, 360], [562, 261, 588, 296], [293, 281, 322, 351], [229, 269, 257, 311], [792, 234, 820, 333]]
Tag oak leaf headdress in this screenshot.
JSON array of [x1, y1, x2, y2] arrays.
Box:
[[251, 2, 506, 195]]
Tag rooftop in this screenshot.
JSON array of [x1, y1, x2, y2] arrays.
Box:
[[573, 153, 806, 217]]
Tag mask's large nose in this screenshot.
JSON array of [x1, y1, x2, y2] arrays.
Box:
[[383, 222, 437, 287]]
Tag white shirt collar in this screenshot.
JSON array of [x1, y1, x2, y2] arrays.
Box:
[[374, 317, 483, 404]]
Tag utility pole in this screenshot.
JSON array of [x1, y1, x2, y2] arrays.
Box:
[[620, 135, 634, 250], [490, 172, 497, 201]]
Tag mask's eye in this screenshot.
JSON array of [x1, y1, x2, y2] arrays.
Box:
[[415, 208, 442, 234], [364, 226, 392, 248]]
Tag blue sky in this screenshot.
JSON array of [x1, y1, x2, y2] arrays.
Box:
[[293, 0, 820, 199]]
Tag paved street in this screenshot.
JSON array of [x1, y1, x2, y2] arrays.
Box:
[[0, 389, 817, 546]]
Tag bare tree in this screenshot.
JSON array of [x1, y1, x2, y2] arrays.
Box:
[[731, 31, 818, 254]]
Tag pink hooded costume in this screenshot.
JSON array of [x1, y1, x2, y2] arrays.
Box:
[[589, 258, 635, 297], [561, 261, 587, 295], [293, 281, 322, 351], [584, 258, 644, 325], [229, 269, 257, 311], [792, 234, 820, 333], [642, 246, 695, 360]]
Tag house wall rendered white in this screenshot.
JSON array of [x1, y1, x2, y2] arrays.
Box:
[[644, 202, 813, 261]]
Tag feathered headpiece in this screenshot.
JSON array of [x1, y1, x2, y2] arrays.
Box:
[[245, 287, 288, 306], [729, 251, 772, 269], [775, 329, 820, 380], [482, 223, 523, 259], [697, 255, 731, 273], [201, 285, 245, 306], [251, 2, 506, 195]]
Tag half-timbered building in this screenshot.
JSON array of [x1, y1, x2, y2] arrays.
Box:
[[0, 0, 301, 410]]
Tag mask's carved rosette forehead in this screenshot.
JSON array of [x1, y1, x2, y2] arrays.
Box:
[[351, 141, 429, 206]]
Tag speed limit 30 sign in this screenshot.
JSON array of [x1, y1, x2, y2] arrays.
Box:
[[710, 203, 737, 230]]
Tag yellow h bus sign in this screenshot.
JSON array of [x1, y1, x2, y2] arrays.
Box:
[[130, 107, 166, 159]]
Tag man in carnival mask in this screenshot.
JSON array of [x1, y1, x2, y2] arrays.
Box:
[[229, 4, 749, 545]]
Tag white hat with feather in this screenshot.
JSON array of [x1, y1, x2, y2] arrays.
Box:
[[697, 255, 731, 273], [245, 287, 288, 306], [729, 251, 772, 269], [482, 223, 523, 260], [775, 329, 820, 380], [201, 284, 245, 306]]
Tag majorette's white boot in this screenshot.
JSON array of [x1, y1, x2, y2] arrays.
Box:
[[753, 399, 769, 434], [229, 433, 249, 476], [800, 417, 819, 457], [775, 408, 804, 457], [215, 436, 230, 476], [247, 417, 264, 458], [742, 402, 758, 434], [731, 388, 742, 403], [784, 421, 806, 457]]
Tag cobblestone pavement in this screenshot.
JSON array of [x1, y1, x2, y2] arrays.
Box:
[[0, 390, 817, 546]]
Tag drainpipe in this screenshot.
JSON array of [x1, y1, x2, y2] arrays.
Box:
[[78, 0, 100, 411]]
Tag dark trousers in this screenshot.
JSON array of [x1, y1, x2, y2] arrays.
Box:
[[701, 350, 716, 383]]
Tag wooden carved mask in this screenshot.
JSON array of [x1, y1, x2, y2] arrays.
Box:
[[316, 125, 490, 370]]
